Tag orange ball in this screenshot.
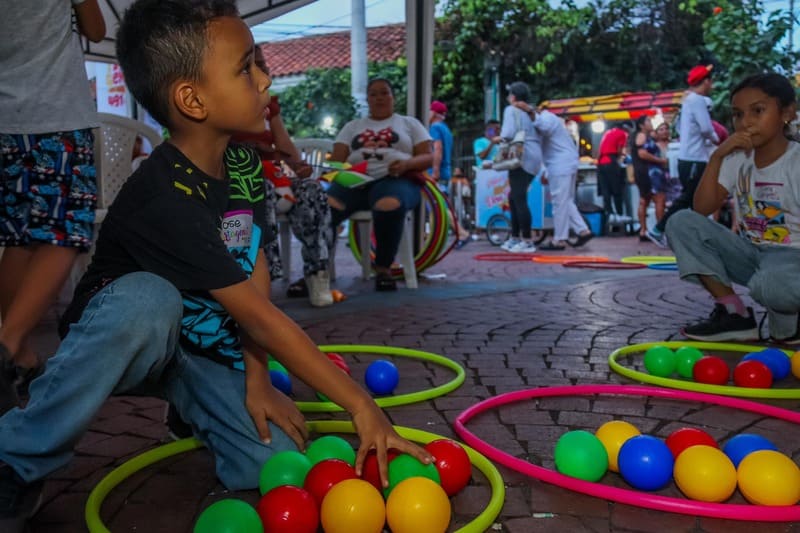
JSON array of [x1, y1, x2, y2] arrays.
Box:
[[791, 351, 800, 379], [331, 289, 347, 302]]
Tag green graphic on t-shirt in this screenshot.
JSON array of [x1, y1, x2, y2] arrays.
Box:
[[226, 146, 265, 203]]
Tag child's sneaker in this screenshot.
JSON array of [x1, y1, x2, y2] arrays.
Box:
[[681, 305, 758, 342], [0, 463, 43, 533], [646, 228, 669, 249], [509, 241, 537, 253], [306, 271, 333, 307], [500, 238, 520, 251]]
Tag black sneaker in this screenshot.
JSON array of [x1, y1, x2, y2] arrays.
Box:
[[682, 305, 759, 342], [164, 404, 193, 441], [0, 346, 19, 417], [0, 463, 43, 533]]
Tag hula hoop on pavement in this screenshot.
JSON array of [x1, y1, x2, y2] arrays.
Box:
[[620, 255, 676, 264], [532, 255, 610, 264], [454, 384, 800, 522], [647, 263, 678, 271], [473, 252, 539, 261], [609, 341, 798, 399], [295, 345, 465, 412], [85, 422, 505, 533], [562, 260, 647, 269]]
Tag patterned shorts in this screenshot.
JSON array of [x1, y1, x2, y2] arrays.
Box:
[[0, 129, 97, 250]]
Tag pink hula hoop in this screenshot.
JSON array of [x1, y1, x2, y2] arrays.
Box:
[[454, 384, 800, 521]]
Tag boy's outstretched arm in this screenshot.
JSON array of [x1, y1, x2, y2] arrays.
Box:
[[210, 279, 434, 485]]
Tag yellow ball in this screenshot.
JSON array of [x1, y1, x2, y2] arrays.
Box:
[[791, 351, 800, 379], [737, 450, 800, 506], [320, 478, 386, 533], [674, 445, 737, 502], [595, 420, 641, 472], [386, 477, 451, 533]]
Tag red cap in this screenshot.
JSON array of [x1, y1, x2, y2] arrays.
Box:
[[687, 64, 713, 86], [430, 100, 448, 115]]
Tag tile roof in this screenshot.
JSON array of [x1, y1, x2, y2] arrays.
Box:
[[258, 23, 406, 78]]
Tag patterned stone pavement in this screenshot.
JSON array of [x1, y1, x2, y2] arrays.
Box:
[[21, 234, 800, 533]]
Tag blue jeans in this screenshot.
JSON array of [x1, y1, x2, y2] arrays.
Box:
[[328, 177, 421, 268], [0, 273, 294, 489], [666, 210, 800, 339]]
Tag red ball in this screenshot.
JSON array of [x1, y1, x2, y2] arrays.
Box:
[[326, 352, 345, 364], [303, 459, 357, 507], [360, 449, 400, 491], [733, 360, 773, 388], [692, 356, 730, 385], [326, 353, 351, 375], [424, 439, 472, 496], [256, 485, 319, 533], [665, 427, 718, 459]]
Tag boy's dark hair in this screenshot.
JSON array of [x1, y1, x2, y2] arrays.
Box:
[[486, 119, 500, 126], [367, 78, 394, 95], [116, 0, 239, 127], [731, 73, 796, 109]]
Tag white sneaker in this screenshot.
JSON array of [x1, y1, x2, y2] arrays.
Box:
[[509, 240, 537, 253], [500, 238, 520, 251], [306, 271, 333, 307]]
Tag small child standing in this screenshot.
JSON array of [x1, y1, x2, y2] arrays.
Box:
[[666, 73, 800, 344]]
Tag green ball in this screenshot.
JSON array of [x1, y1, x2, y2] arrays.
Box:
[[306, 435, 356, 466], [675, 346, 704, 378], [258, 450, 312, 495], [267, 359, 288, 374], [193, 499, 263, 533], [383, 453, 442, 498], [554, 430, 609, 482], [643, 345, 677, 377]]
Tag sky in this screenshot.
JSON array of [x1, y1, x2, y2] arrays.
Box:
[[252, 0, 798, 45]]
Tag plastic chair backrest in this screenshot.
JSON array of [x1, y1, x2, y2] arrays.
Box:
[[95, 113, 162, 209], [293, 138, 334, 179]]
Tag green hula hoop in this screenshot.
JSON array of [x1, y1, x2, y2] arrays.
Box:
[[619, 255, 677, 264], [609, 340, 799, 399], [296, 344, 465, 412], [85, 421, 505, 533]]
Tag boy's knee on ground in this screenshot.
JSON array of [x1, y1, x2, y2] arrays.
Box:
[[749, 271, 800, 312]]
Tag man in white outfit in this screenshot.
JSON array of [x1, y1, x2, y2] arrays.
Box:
[[513, 102, 594, 249]]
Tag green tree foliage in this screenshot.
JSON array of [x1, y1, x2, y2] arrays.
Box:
[[702, 1, 796, 123], [279, 61, 408, 138]]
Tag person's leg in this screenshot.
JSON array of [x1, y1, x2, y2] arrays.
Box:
[[0, 272, 183, 481], [610, 166, 626, 216], [597, 164, 613, 217], [165, 353, 296, 490], [666, 210, 760, 340], [653, 192, 666, 222], [288, 179, 334, 306], [508, 169, 533, 240], [548, 173, 571, 244], [748, 247, 800, 341], [368, 178, 421, 272], [260, 180, 283, 281], [655, 160, 705, 233], [564, 171, 590, 237]]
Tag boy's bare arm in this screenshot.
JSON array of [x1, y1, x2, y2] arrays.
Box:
[[210, 278, 433, 483], [74, 0, 106, 42]]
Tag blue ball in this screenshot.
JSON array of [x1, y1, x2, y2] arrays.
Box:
[[618, 435, 674, 491], [743, 349, 790, 380], [722, 433, 778, 467], [364, 360, 399, 395], [269, 369, 292, 396]]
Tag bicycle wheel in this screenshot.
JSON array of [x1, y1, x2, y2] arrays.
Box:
[[486, 214, 511, 246]]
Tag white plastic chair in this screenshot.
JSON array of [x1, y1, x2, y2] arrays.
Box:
[[61, 113, 162, 303]]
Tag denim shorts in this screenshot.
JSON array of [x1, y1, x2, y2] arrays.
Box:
[[327, 176, 422, 212]]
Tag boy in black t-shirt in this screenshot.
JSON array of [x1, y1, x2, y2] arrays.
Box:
[[0, 1, 431, 530]]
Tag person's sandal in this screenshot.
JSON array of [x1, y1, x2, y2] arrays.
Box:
[[375, 272, 397, 292], [286, 278, 309, 298]]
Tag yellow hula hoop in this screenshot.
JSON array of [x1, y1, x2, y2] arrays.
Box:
[[295, 344, 466, 412], [85, 422, 505, 533], [608, 341, 799, 399], [619, 255, 677, 264]]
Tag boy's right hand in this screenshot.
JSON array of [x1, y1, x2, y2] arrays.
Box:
[[246, 372, 308, 450], [350, 400, 434, 488]]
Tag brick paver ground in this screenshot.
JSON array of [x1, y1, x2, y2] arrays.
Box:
[[19, 234, 800, 532]]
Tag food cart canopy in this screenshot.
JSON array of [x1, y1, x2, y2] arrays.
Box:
[[541, 90, 685, 122]]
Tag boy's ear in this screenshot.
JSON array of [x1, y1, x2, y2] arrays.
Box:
[[173, 80, 208, 121]]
